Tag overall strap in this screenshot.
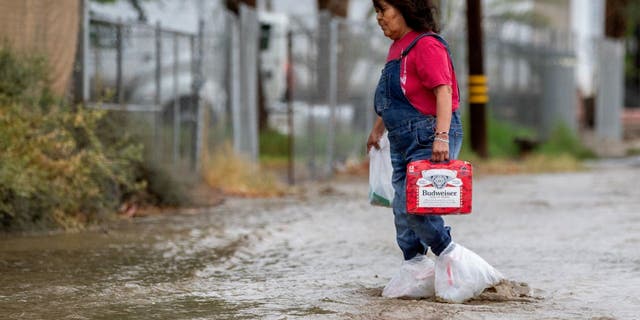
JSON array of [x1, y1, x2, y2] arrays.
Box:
[[400, 32, 451, 59], [400, 32, 460, 103]]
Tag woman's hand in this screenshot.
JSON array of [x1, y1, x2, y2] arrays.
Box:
[[367, 116, 386, 152], [431, 137, 449, 162]]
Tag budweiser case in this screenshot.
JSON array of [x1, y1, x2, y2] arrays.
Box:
[[406, 160, 472, 215]]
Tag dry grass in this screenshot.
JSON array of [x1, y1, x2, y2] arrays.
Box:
[[203, 143, 288, 197], [341, 153, 584, 179], [462, 153, 584, 176]]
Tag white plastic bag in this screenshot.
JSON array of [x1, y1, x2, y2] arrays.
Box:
[[382, 254, 435, 299], [369, 132, 394, 207], [435, 242, 504, 303]]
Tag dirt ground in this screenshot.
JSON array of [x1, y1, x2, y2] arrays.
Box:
[[179, 156, 640, 320], [236, 157, 640, 320]]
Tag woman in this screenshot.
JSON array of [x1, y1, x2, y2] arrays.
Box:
[[367, 0, 503, 303]]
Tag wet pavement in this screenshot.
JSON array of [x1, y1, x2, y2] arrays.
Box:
[[1, 159, 640, 319]]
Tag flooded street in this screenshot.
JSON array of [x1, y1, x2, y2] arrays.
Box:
[[2, 159, 640, 320]]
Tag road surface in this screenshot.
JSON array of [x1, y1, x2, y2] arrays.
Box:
[[1, 158, 639, 319]]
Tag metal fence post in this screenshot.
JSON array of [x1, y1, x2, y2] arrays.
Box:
[[286, 30, 295, 185], [230, 14, 242, 155], [233, 4, 259, 162], [325, 18, 338, 177], [243, 5, 259, 162], [155, 22, 162, 108], [194, 19, 205, 173], [74, 0, 90, 104], [596, 38, 624, 143], [155, 22, 163, 163], [173, 33, 180, 164], [190, 34, 198, 170], [307, 30, 317, 179], [116, 20, 124, 105]]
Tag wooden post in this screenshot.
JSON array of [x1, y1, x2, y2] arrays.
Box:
[[466, 0, 488, 158]]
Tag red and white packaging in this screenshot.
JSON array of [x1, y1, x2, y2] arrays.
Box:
[[406, 160, 472, 215]]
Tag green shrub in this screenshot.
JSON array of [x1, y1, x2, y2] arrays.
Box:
[[260, 128, 290, 158], [460, 113, 536, 159], [0, 46, 144, 231], [137, 161, 192, 207], [536, 124, 596, 159], [460, 113, 594, 160], [0, 103, 144, 230], [0, 45, 55, 107], [91, 110, 192, 207]]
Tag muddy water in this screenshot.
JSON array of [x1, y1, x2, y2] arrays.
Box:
[[1, 160, 640, 319]]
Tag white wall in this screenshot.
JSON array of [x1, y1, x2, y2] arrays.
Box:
[[258, 0, 375, 22], [571, 0, 605, 96]]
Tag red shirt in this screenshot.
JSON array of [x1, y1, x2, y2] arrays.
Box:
[[386, 31, 459, 115]]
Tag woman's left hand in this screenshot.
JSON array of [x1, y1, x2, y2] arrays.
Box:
[[431, 138, 449, 162]]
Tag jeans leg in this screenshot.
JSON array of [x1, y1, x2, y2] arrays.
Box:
[[406, 215, 452, 256], [391, 150, 425, 260], [388, 114, 463, 259], [394, 159, 452, 256], [449, 111, 464, 160], [392, 181, 426, 260], [403, 119, 457, 256]]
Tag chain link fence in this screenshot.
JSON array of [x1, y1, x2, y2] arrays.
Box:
[[80, 7, 232, 176], [78, 2, 630, 183], [79, 4, 389, 182], [444, 18, 578, 141], [279, 13, 388, 181]]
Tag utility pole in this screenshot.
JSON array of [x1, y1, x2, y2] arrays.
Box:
[[466, 0, 488, 158], [605, 0, 628, 38]]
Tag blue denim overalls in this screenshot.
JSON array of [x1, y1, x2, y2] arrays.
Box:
[[374, 33, 463, 260]]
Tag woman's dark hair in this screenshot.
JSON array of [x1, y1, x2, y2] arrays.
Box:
[[372, 0, 440, 33]]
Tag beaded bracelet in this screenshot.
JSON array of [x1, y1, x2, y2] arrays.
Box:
[[434, 137, 449, 143], [435, 131, 448, 136]]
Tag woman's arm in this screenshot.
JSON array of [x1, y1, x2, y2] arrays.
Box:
[[432, 84, 453, 162], [367, 116, 386, 152]]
